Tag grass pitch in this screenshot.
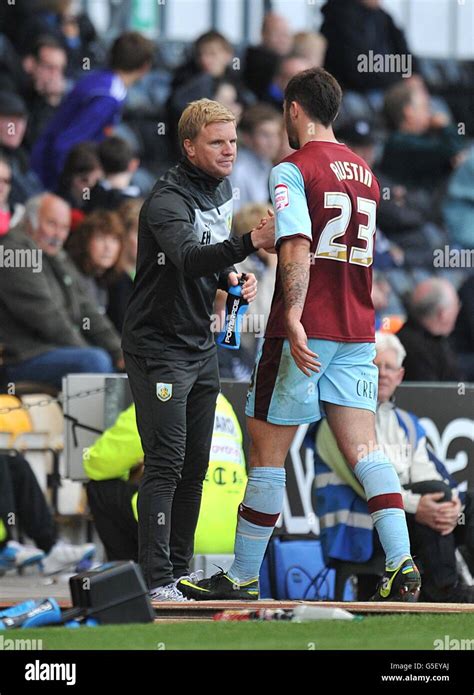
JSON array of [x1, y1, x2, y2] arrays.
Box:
[[15, 614, 474, 650]]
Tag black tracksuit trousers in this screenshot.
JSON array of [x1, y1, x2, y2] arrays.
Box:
[[124, 350, 219, 589]]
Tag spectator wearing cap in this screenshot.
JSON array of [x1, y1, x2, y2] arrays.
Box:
[[230, 104, 282, 212], [84, 136, 141, 213], [31, 31, 154, 190], [0, 153, 25, 236], [0, 192, 122, 391], [244, 13, 294, 100], [0, 91, 43, 206], [21, 34, 68, 150], [397, 278, 461, 382]]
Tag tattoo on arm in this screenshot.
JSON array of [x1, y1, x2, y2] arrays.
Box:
[[280, 260, 310, 315]]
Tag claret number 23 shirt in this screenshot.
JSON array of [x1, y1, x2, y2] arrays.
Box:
[[266, 140, 380, 343]]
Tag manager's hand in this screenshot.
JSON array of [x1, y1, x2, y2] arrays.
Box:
[[250, 209, 275, 251], [228, 272, 258, 303]]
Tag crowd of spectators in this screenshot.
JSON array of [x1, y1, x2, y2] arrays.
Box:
[[0, 0, 472, 392]]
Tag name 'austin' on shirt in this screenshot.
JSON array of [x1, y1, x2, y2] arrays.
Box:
[[265, 140, 380, 343]]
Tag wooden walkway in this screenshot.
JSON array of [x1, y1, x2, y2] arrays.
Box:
[[2, 576, 474, 618], [151, 599, 474, 620]]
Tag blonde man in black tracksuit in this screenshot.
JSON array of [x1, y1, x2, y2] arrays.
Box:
[[122, 99, 275, 600]]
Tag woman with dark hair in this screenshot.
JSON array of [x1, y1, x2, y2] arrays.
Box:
[[56, 142, 103, 227], [65, 209, 124, 312]]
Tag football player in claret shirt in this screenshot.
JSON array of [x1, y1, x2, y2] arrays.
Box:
[[179, 67, 421, 603]]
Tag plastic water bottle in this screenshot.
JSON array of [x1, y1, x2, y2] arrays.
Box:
[[216, 274, 249, 350], [291, 605, 359, 622], [0, 598, 62, 629]]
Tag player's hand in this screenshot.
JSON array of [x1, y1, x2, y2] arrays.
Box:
[[250, 209, 275, 250], [286, 319, 321, 377], [228, 272, 257, 302]]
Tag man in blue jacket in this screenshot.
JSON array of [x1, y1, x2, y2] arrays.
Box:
[[31, 31, 153, 190], [314, 332, 474, 602]]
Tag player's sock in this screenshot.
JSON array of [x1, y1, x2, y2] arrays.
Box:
[[227, 467, 286, 584], [354, 450, 411, 570]]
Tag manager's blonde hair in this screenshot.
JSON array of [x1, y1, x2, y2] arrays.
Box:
[[178, 99, 236, 152]]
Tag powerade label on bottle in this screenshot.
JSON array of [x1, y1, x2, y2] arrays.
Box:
[[217, 275, 249, 350]]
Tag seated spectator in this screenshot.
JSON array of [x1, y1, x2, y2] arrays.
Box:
[[213, 79, 246, 124], [263, 55, 311, 111], [21, 34, 68, 150], [451, 274, 474, 381], [314, 332, 474, 602], [31, 31, 154, 190], [380, 80, 468, 191], [65, 210, 124, 312], [84, 393, 246, 563], [372, 271, 404, 334], [0, 91, 43, 206], [0, 451, 95, 575], [168, 32, 252, 149], [0, 153, 24, 235], [321, 0, 416, 93], [293, 32, 327, 67], [171, 30, 235, 91], [230, 104, 282, 212], [0, 193, 122, 390], [168, 76, 250, 159], [107, 198, 142, 334], [244, 13, 294, 100], [85, 136, 141, 212], [443, 149, 474, 250], [337, 119, 447, 267], [0, 32, 30, 94], [56, 142, 103, 222], [397, 278, 461, 381], [10, 0, 98, 78]]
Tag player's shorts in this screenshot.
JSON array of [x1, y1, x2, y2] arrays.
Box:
[[245, 338, 377, 425]]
